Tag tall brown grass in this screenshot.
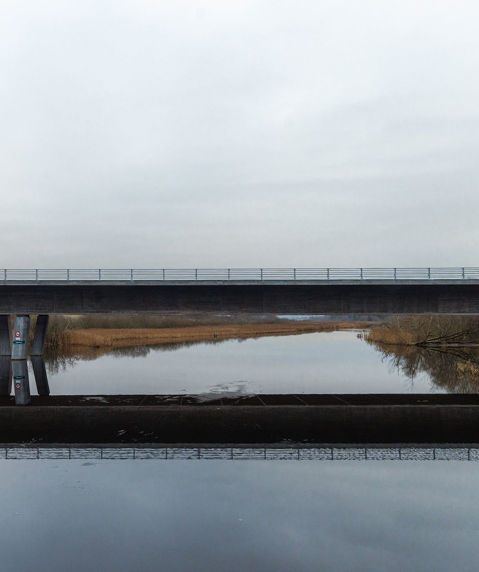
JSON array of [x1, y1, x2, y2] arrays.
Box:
[[32, 314, 304, 351]]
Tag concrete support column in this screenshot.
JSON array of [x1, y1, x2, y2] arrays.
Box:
[[12, 316, 30, 360], [31, 315, 49, 356], [12, 360, 30, 405], [0, 315, 12, 356], [31, 356, 50, 396], [0, 356, 12, 396]]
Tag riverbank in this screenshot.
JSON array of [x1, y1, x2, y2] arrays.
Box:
[[64, 321, 371, 348], [366, 316, 479, 347]]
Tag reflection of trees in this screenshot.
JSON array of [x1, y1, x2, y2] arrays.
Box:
[[367, 340, 479, 393], [43, 339, 228, 373]]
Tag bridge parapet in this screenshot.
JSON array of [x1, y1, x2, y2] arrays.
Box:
[[2, 267, 479, 282]]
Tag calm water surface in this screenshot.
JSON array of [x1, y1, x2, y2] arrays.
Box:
[[42, 331, 442, 395], [2, 460, 479, 571]]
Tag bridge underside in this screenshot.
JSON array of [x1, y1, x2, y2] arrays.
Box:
[[1, 282, 479, 314]]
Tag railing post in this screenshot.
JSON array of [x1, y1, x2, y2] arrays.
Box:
[[228, 269, 230, 280], [462, 267, 465, 279], [195, 269, 198, 280], [35, 269, 38, 281], [394, 268, 396, 280], [428, 268, 431, 279], [67, 269, 70, 281], [3, 269, 6, 281], [293, 268, 296, 280], [99, 269, 101, 281], [360, 268, 363, 279], [260, 268, 263, 280], [130, 269, 133, 281], [162, 269, 165, 280], [327, 268, 330, 280]]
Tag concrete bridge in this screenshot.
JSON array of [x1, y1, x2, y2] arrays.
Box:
[[1, 384, 479, 443], [2, 267, 479, 358]]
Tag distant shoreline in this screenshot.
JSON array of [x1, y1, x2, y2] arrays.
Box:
[[64, 321, 371, 348]]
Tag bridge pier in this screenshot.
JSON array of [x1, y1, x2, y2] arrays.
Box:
[[31, 315, 49, 356], [12, 360, 30, 405], [31, 356, 50, 395], [0, 356, 12, 396], [0, 315, 13, 356], [11, 316, 30, 360]]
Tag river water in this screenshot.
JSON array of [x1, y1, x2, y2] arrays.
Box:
[[42, 330, 442, 395], [2, 329, 479, 571]]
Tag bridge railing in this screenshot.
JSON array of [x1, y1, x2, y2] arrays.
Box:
[[1, 267, 479, 281]]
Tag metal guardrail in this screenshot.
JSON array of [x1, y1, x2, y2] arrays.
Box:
[[1, 445, 477, 461], [0, 267, 479, 282], [0, 267, 479, 281]]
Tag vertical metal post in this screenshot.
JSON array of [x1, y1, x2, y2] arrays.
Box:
[[67, 269, 70, 281], [327, 268, 330, 280], [428, 268, 431, 279], [260, 268, 263, 280], [462, 267, 465, 279], [12, 360, 30, 405], [3, 269, 6, 281], [11, 316, 30, 360], [195, 269, 198, 280], [394, 268, 397, 279], [130, 269, 133, 281], [228, 269, 230, 280], [99, 269, 101, 280], [35, 269, 38, 281], [360, 268, 363, 279], [162, 269, 165, 280], [293, 268, 296, 280]]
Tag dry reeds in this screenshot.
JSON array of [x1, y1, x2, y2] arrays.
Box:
[[64, 321, 371, 348], [366, 316, 479, 347]]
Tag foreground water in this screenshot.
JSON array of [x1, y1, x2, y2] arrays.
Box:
[[2, 460, 479, 571], [42, 330, 446, 395], [3, 329, 479, 571]]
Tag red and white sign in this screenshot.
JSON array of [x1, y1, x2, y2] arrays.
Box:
[[15, 331, 20, 338], [15, 383, 21, 389]]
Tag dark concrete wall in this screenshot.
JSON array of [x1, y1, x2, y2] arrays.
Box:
[[1, 283, 479, 314], [0, 403, 479, 444]]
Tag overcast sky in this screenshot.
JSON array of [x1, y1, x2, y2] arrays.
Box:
[[1, 0, 478, 269]]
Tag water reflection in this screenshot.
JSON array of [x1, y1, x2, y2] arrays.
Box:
[[367, 341, 479, 393], [43, 339, 225, 374], [39, 331, 438, 395]]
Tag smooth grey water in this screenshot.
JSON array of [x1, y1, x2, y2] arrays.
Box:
[[2, 460, 479, 572], [41, 331, 441, 395]]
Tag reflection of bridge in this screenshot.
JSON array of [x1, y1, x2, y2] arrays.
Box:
[[1, 444, 478, 461]]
